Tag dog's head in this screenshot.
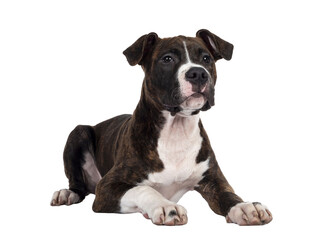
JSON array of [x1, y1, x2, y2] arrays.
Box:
[[123, 29, 233, 116]]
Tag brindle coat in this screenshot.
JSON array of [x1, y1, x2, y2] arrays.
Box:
[[62, 30, 243, 216], [54, 30, 272, 226]]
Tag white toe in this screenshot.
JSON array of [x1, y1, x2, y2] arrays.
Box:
[[226, 202, 272, 226], [51, 189, 80, 206]]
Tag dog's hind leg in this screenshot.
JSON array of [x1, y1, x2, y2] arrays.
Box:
[[51, 125, 100, 206]]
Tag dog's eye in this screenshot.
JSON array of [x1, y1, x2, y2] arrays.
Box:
[[162, 56, 174, 63], [203, 55, 211, 63]]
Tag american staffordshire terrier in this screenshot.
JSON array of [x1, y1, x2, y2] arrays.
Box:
[[51, 29, 272, 226]]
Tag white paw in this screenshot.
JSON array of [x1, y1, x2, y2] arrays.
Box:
[[146, 204, 188, 226], [50, 189, 80, 206], [226, 202, 272, 226]]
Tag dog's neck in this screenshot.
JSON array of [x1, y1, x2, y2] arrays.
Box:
[[132, 84, 164, 127], [132, 82, 201, 136], [160, 110, 200, 141], [130, 92, 201, 157], [156, 110, 202, 172]]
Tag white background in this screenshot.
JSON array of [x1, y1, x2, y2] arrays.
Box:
[[1, 0, 319, 239]]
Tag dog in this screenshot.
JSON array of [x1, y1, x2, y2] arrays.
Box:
[[51, 29, 273, 226]]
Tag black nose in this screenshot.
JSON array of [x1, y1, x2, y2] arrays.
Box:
[[185, 67, 208, 86]]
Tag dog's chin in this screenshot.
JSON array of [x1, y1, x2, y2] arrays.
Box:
[[178, 93, 206, 116]]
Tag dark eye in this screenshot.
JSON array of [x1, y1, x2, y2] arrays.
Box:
[[203, 55, 211, 63], [162, 55, 174, 63]]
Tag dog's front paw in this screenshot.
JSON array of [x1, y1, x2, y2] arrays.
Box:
[[51, 189, 80, 206], [226, 202, 272, 226], [147, 204, 188, 226]]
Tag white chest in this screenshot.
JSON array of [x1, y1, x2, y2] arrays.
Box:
[[141, 112, 209, 202]]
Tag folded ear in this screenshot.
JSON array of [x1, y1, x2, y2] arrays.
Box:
[[196, 29, 234, 61], [123, 32, 158, 66]]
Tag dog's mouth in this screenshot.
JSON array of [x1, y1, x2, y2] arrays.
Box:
[[163, 92, 208, 115], [180, 92, 206, 101], [181, 92, 207, 109], [188, 92, 205, 99]]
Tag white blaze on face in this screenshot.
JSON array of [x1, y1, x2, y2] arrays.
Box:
[[177, 41, 210, 113], [183, 41, 191, 63]]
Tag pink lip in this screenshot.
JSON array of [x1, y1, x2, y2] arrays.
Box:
[[190, 93, 204, 98]]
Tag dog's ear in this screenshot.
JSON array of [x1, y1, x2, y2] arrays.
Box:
[[196, 29, 233, 61], [123, 32, 158, 66]]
